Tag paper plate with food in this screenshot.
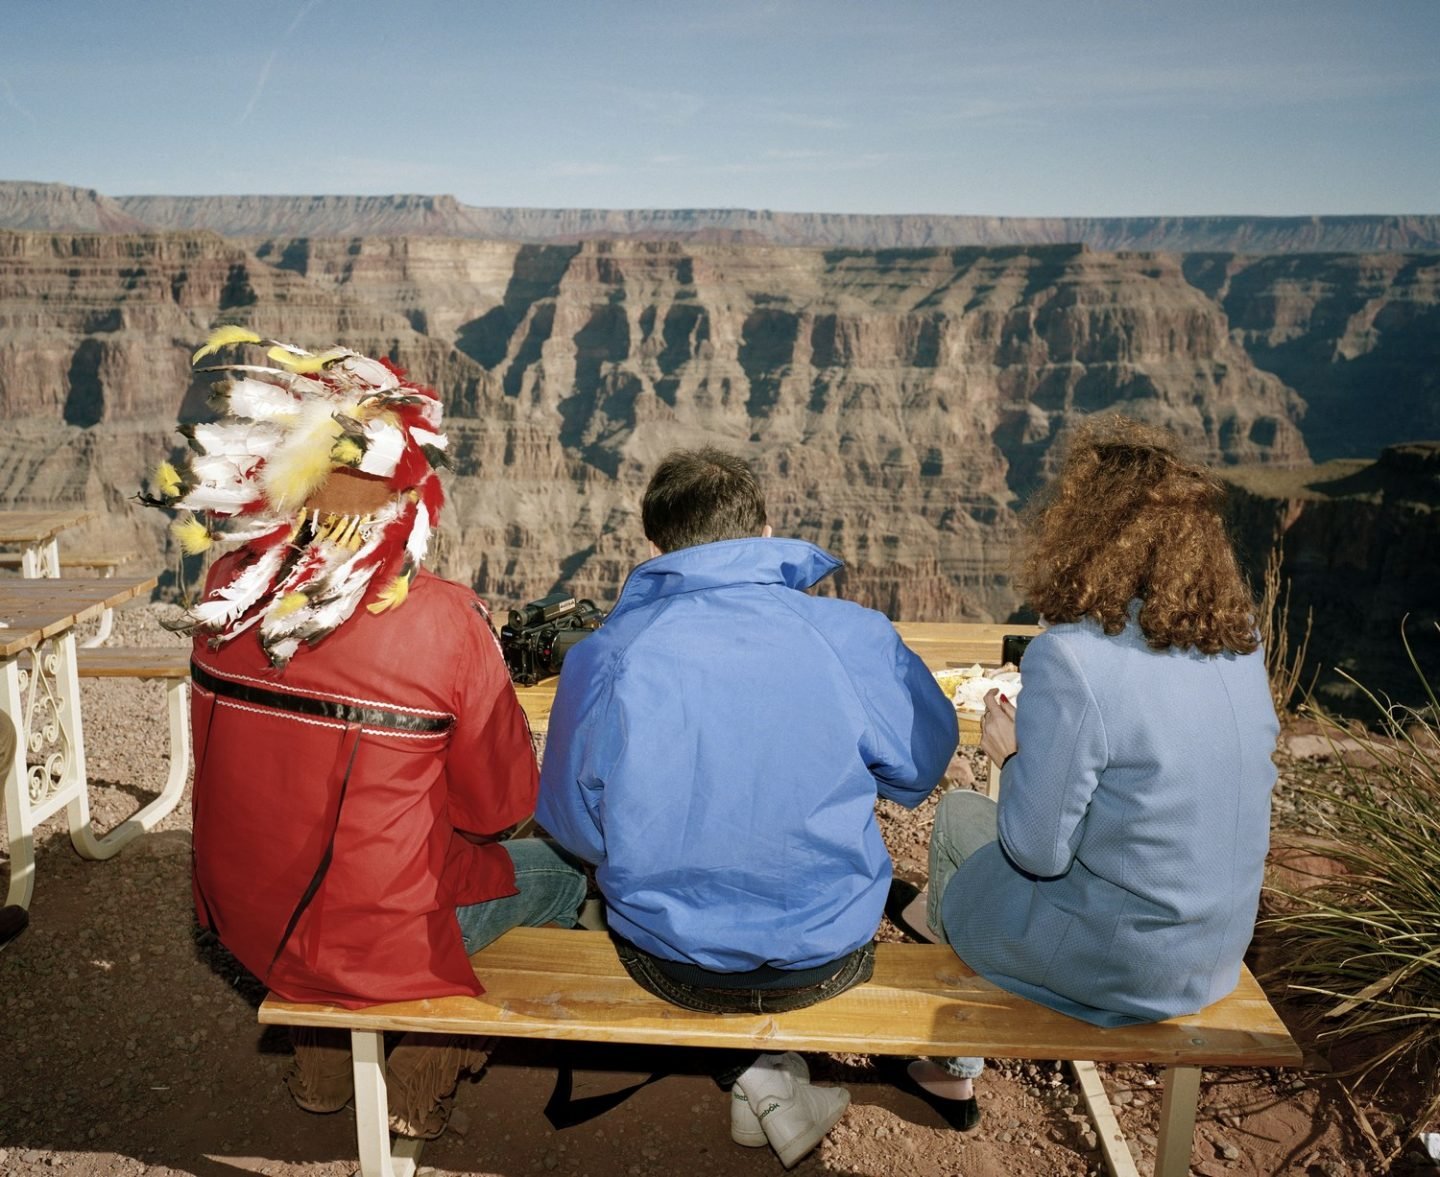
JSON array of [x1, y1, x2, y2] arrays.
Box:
[[932, 663, 1022, 715]]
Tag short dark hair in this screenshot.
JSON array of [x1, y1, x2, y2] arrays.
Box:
[[642, 447, 767, 553]]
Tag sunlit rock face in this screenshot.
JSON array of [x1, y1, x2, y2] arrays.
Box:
[[0, 231, 1315, 620]]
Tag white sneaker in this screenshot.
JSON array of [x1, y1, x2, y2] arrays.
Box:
[[730, 1052, 809, 1146], [751, 1081, 850, 1169]]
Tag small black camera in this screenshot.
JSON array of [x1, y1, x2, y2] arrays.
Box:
[[500, 591, 605, 685], [1001, 634, 1035, 666]]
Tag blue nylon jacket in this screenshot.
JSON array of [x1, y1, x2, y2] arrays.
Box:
[[535, 537, 958, 972]]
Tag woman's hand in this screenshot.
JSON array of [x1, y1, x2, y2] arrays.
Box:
[[980, 688, 1017, 767]]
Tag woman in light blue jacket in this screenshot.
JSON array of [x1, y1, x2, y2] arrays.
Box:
[[895, 416, 1279, 1124]]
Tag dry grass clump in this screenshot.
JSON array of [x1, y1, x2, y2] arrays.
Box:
[[1265, 627, 1440, 1136], [1257, 534, 1314, 715]]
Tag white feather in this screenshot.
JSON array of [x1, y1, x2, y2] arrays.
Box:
[[190, 421, 282, 457], [176, 483, 263, 513], [219, 517, 291, 545], [405, 503, 431, 566], [226, 377, 303, 422], [410, 426, 447, 451], [267, 636, 300, 665], [357, 421, 405, 478], [190, 545, 286, 628], [190, 451, 257, 484], [338, 355, 398, 390]]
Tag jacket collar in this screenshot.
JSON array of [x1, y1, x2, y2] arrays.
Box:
[[609, 537, 841, 619]]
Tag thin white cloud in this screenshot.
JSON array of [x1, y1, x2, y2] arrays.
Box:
[[597, 84, 704, 126], [544, 161, 618, 179], [1, 77, 36, 126], [236, 0, 325, 127], [767, 112, 849, 132]]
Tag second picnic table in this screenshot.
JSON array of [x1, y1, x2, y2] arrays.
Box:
[[1, 574, 176, 922], [0, 508, 94, 579]]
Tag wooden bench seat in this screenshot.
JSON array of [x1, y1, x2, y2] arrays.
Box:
[[259, 926, 1301, 1177], [75, 646, 190, 834], [0, 552, 135, 571], [75, 646, 190, 679]]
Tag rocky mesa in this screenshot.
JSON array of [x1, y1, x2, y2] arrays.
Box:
[[1, 230, 1305, 626], [1, 186, 1438, 703], [7, 181, 1440, 253]]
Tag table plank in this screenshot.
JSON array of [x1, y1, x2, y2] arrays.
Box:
[[510, 622, 1023, 741], [0, 575, 157, 657], [0, 509, 94, 544]]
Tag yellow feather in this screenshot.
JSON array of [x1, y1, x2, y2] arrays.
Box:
[[366, 572, 410, 614], [171, 514, 212, 555], [154, 460, 182, 499], [192, 326, 262, 365], [334, 516, 361, 547], [267, 345, 349, 374], [261, 411, 344, 511], [330, 437, 363, 467], [271, 592, 309, 619]]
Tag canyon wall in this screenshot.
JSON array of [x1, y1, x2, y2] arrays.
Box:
[[0, 230, 1306, 623], [2, 209, 1436, 704], [1223, 443, 1440, 711], [1183, 252, 1440, 460], [6, 183, 1439, 253]]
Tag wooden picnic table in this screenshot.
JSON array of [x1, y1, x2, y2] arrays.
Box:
[[0, 574, 175, 928], [0, 508, 94, 579], [512, 620, 1043, 793]]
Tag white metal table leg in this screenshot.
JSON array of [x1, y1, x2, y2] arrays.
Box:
[[21, 538, 61, 579], [352, 1029, 423, 1177], [2, 658, 36, 912], [80, 567, 117, 649], [69, 678, 189, 858], [4, 635, 90, 902], [1154, 1065, 1202, 1177]]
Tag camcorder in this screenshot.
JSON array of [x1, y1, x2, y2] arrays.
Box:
[[499, 591, 605, 685]]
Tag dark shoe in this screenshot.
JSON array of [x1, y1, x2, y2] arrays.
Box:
[[285, 1027, 352, 1114], [879, 1056, 981, 1132], [884, 878, 939, 945], [386, 1033, 491, 1140]]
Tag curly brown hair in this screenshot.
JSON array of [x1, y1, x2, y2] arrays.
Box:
[[1019, 416, 1259, 655]]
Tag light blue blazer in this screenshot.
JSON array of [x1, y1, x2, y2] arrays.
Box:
[[941, 610, 1279, 1026]]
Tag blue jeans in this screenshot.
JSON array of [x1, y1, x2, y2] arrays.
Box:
[[454, 837, 587, 953], [927, 789, 1000, 1082], [614, 937, 877, 1089], [614, 937, 876, 1014]]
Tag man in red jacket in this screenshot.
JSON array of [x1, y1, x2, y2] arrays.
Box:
[[152, 330, 585, 1137]]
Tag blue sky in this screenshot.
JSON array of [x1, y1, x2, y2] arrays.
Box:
[[3, 0, 1437, 215]]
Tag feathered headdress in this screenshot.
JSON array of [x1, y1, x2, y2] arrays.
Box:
[[143, 327, 450, 667]]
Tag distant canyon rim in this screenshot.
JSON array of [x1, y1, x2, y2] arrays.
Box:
[[2, 182, 1437, 706]]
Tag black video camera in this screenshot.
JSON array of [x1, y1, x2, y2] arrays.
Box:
[[499, 591, 605, 685]]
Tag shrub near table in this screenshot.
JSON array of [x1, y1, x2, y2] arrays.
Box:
[[1266, 626, 1440, 1137]]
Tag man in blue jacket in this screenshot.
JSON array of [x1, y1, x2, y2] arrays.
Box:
[[536, 447, 957, 1169]]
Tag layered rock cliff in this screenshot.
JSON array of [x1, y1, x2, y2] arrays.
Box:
[[1183, 253, 1440, 460], [0, 230, 1306, 620], [1223, 443, 1440, 712], [7, 182, 1439, 253]]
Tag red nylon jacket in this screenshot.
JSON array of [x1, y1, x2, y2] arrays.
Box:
[[189, 560, 536, 1008]]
